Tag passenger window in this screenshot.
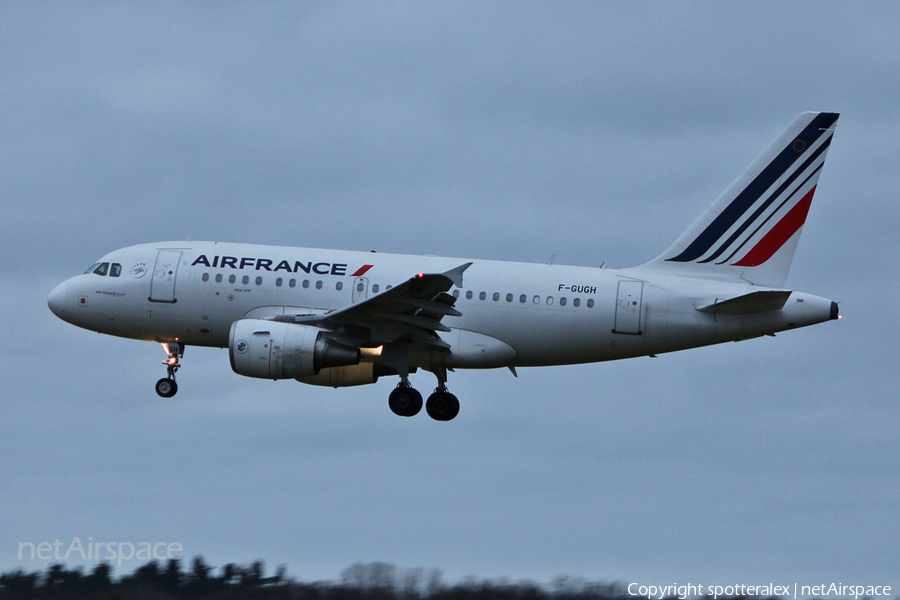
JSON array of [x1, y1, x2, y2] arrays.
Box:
[[337, 282, 344, 291], [479, 292, 486, 301], [110, 263, 122, 277], [492, 292, 500, 302], [587, 299, 595, 308], [466, 291, 473, 300], [215, 274, 223, 283], [506, 293, 513, 302], [573, 298, 580, 307], [228, 275, 236, 284], [302, 280, 309, 289], [315, 281, 323, 289], [255, 276, 262, 286], [289, 279, 296, 288], [546, 296, 554, 305], [452, 290, 459, 298], [276, 278, 283, 287], [372, 284, 380, 293], [533, 295, 540, 305], [92, 262, 109, 276], [202, 273, 209, 282], [560, 297, 567, 306], [242, 275, 250, 285], [519, 294, 527, 303]]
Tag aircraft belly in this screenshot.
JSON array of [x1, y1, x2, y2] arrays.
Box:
[[450, 309, 613, 367], [430, 329, 518, 368]]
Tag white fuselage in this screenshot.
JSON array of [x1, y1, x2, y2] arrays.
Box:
[[48, 241, 836, 370]]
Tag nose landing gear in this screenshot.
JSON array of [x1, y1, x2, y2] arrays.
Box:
[[155, 342, 183, 398]]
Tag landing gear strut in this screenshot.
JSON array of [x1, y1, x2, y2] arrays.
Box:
[[155, 342, 183, 398], [426, 367, 459, 421]]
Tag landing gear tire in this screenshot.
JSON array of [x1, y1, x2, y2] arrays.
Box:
[[155, 378, 178, 398], [388, 385, 423, 417], [426, 390, 460, 421]]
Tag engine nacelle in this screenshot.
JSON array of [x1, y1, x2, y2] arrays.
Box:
[[296, 363, 379, 387], [229, 319, 360, 380]]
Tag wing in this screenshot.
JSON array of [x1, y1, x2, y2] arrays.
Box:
[[272, 262, 472, 348]]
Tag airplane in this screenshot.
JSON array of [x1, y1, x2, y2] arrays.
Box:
[[48, 112, 841, 421]]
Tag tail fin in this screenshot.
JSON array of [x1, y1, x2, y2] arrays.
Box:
[[637, 112, 839, 287]]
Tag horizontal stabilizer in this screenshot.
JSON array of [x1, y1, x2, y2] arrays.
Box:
[[696, 290, 791, 315]]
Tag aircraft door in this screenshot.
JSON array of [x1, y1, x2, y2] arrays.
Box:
[[352, 277, 368, 303], [149, 250, 182, 303], [613, 280, 643, 335]]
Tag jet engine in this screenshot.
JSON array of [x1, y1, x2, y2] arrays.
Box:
[[229, 319, 360, 380]]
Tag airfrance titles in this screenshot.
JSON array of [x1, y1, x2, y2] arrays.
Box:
[[191, 254, 354, 276]]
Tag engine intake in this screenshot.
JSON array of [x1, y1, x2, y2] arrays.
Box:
[[229, 319, 360, 380]]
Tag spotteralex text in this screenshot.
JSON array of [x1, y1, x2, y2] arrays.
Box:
[[627, 583, 892, 600]]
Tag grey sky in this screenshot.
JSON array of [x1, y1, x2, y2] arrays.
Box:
[[2, 1, 898, 589]]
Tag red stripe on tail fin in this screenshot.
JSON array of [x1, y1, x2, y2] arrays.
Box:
[[732, 185, 816, 267]]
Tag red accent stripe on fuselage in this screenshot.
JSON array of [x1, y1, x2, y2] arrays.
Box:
[[351, 264, 374, 277]]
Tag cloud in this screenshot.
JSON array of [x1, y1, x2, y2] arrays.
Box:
[[2, 1, 898, 586]]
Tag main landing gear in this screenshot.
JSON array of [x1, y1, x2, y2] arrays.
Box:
[[155, 342, 183, 398], [388, 368, 459, 421], [388, 383, 422, 417], [425, 387, 459, 421]]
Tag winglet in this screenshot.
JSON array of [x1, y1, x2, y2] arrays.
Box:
[[442, 262, 472, 288]]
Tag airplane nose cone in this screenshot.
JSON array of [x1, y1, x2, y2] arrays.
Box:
[[48, 281, 68, 318]]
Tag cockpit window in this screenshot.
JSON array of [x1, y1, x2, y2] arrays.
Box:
[[110, 263, 122, 277], [84, 262, 101, 274], [92, 262, 110, 276]]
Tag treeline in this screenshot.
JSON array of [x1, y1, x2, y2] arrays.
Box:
[[0, 559, 625, 600], [0, 558, 786, 600]]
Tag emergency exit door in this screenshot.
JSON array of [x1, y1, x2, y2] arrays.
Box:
[[613, 280, 643, 335], [352, 277, 369, 303], [149, 250, 182, 303]]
